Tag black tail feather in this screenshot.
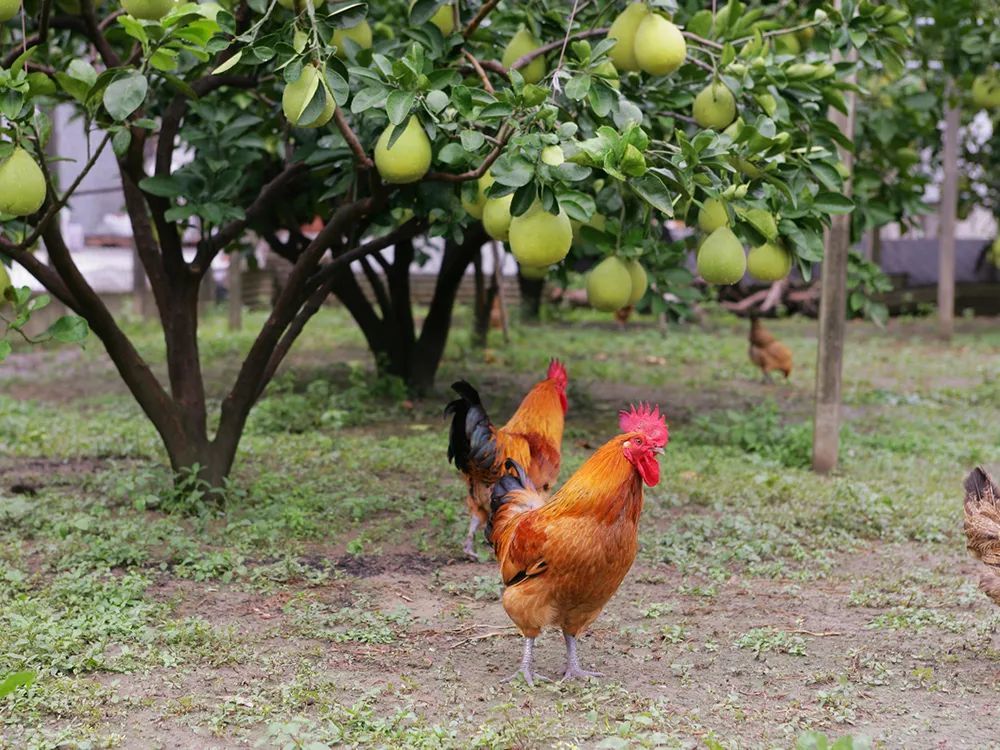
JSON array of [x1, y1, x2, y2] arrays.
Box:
[[444, 380, 496, 473], [484, 459, 533, 544]]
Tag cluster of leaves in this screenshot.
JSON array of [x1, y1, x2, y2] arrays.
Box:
[[0, 281, 89, 363]]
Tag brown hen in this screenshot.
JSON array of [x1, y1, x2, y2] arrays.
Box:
[[963, 466, 1000, 607], [749, 316, 792, 382]]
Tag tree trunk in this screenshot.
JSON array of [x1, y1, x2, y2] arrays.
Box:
[[517, 272, 544, 321], [938, 91, 960, 341]]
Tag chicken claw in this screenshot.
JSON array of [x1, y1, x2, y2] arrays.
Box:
[[560, 633, 603, 682], [503, 638, 549, 687], [462, 536, 481, 561]]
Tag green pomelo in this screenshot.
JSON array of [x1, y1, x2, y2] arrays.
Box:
[[508, 202, 572, 266]]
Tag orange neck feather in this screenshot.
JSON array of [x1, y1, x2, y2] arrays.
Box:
[[503, 380, 566, 445], [547, 437, 643, 524]]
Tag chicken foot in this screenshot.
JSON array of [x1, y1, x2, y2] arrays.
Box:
[[463, 514, 481, 561], [503, 637, 550, 687], [560, 632, 603, 681]]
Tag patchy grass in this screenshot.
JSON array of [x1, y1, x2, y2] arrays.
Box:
[[1, 306, 999, 748]]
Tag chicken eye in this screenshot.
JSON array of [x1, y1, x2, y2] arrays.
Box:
[[634, 437, 643, 445]]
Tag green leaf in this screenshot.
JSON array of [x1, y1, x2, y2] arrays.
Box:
[[44, 316, 89, 345], [813, 191, 855, 214], [630, 173, 673, 216], [139, 175, 184, 197], [480, 102, 514, 119], [103, 73, 148, 121], [67, 59, 98, 88], [460, 130, 485, 151], [510, 183, 537, 217], [112, 128, 132, 157], [386, 90, 416, 125], [351, 87, 387, 114], [564, 73, 591, 102], [211, 51, 242, 75], [424, 89, 448, 114], [490, 154, 534, 188], [0, 340, 11, 362], [117, 14, 149, 47], [0, 671, 35, 698]]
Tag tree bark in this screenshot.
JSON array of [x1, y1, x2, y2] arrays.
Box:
[[812, 37, 857, 475], [938, 90, 960, 341], [517, 272, 544, 321]]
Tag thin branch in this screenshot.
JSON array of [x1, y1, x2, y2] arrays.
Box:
[[0, 240, 80, 312], [425, 124, 513, 182], [79, 0, 121, 67], [310, 217, 427, 289], [197, 162, 309, 265], [462, 50, 495, 94], [732, 19, 822, 46], [510, 27, 607, 71], [463, 0, 499, 38], [37, 0, 53, 44], [9, 131, 113, 256], [360, 255, 392, 319], [1, 16, 87, 67], [98, 9, 124, 30], [687, 56, 714, 74], [657, 110, 699, 126], [334, 108, 374, 168], [682, 31, 724, 50], [549, 0, 584, 96]]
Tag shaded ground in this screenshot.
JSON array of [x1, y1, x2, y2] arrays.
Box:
[[1, 308, 999, 749]]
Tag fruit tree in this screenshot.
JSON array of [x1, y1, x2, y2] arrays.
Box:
[[0, 0, 908, 489]]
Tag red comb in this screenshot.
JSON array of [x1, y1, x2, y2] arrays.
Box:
[[547, 358, 568, 389], [619, 403, 669, 447]]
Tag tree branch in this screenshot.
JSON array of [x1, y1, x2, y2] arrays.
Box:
[[37, 0, 54, 45], [334, 108, 374, 168], [682, 31, 724, 50], [0, 240, 80, 312], [310, 217, 427, 289], [2, 17, 87, 67], [463, 0, 499, 38], [197, 162, 310, 266], [510, 27, 607, 71], [425, 124, 513, 182], [79, 0, 121, 68], [462, 50, 495, 94]]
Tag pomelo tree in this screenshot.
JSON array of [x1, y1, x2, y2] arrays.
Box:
[[0, 0, 907, 490]]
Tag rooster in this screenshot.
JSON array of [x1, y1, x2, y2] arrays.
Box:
[[749, 316, 792, 382], [963, 466, 1000, 607], [486, 403, 669, 684], [446, 360, 568, 559]]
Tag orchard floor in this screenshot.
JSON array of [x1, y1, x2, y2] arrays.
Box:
[[2, 306, 999, 749]]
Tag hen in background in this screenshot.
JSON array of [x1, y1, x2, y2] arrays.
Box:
[[749, 316, 793, 382], [963, 466, 1000, 607]]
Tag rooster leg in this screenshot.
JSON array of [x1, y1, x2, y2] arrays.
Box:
[[502, 637, 549, 687], [560, 632, 604, 681], [462, 515, 481, 561]]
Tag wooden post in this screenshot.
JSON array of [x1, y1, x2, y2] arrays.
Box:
[[812, 48, 858, 475], [491, 241, 510, 343], [228, 253, 242, 331], [938, 90, 960, 341]]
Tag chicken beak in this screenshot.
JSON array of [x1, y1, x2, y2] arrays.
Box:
[[653, 446, 664, 455]]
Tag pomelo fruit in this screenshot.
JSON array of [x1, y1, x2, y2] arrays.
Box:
[[747, 241, 792, 281], [0, 0, 21, 22], [374, 115, 432, 184], [697, 226, 745, 284], [625, 259, 647, 304], [410, 0, 454, 35], [509, 201, 572, 266], [482, 194, 514, 240], [461, 170, 494, 219], [541, 145, 564, 166], [331, 20, 373, 57], [0, 262, 11, 306], [587, 256, 632, 311], [121, 0, 173, 19], [971, 73, 1000, 109], [693, 81, 736, 130], [698, 198, 728, 233], [519, 264, 549, 281], [633, 13, 686, 75], [282, 65, 335, 128], [606, 2, 649, 72], [0, 147, 46, 217], [502, 27, 546, 85]]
